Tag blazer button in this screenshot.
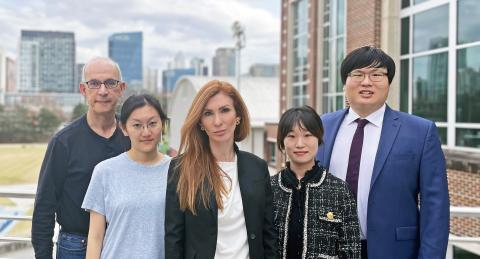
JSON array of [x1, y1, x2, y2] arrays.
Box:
[[249, 234, 256, 240]]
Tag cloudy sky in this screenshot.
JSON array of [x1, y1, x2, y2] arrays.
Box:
[[0, 0, 280, 73]]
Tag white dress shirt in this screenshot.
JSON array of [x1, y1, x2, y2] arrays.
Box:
[[329, 104, 386, 239], [215, 156, 250, 259]]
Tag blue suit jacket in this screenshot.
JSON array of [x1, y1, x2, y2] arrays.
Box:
[[316, 105, 449, 259]]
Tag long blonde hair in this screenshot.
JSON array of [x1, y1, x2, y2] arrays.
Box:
[[176, 80, 250, 214]]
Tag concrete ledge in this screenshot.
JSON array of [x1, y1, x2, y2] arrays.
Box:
[[444, 148, 480, 174], [0, 241, 31, 255]]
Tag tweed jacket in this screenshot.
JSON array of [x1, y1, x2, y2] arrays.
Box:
[[270, 166, 361, 259]]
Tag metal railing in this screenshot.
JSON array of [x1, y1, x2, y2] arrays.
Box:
[[0, 189, 479, 254], [0, 189, 35, 243]]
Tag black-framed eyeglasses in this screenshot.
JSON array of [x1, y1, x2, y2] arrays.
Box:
[[348, 71, 388, 82], [84, 79, 121, 89]]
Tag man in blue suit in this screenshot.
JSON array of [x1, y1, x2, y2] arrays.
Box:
[[316, 46, 449, 259]]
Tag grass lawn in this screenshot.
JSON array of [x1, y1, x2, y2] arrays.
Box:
[[0, 143, 47, 185]]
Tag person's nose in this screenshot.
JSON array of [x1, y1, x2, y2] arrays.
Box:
[[97, 83, 109, 94], [360, 73, 373, 86], [295, 137, 305, 148], [213, 113, 222, 126]]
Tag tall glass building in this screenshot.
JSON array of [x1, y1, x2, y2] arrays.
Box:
[[108, 32, 143, 90], [18, 30, 75, 93]]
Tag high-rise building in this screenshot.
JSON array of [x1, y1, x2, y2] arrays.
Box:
[[190, 57, 209, 76], [0, 48, 5, 104], [5, 57, 16, 93], [73, 63, 84, 93], [212, 47, 236, 76], [144, 67, 159, 93], [108, 32, 143, 90], [249, 63, 279, 77], [18, 30, 75, 93]]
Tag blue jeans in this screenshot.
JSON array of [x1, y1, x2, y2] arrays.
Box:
[[56, 231, 87, 259]]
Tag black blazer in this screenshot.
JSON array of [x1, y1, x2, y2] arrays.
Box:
[[165, 149, 278, 259]]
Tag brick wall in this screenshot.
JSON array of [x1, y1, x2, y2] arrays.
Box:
[[346, 0, 382, 52], [448, 169, 480, 237]]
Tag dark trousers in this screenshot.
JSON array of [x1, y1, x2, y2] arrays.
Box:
[[361, 240, 368, 259]]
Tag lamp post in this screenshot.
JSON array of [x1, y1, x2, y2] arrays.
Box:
[[232, 21, 245, 92]]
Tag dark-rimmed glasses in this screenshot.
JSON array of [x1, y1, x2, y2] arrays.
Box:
[[84, 79, 121, 89], [348, 71, 387, 82]]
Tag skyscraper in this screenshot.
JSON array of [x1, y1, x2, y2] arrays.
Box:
[[18, 30, 75, 93], [212, 47, 236, 76], [108, 32, 143, 90]]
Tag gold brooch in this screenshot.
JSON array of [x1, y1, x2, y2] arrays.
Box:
[[327, 212, 334, 220]]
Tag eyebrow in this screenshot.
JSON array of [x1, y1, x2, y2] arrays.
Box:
[[130, 116, 159, 122], [204, 104, 232, 111]]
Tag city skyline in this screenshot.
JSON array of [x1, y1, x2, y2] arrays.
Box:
[[0, 0, 280, 74]]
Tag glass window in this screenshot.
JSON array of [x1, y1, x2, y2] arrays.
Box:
[[457, 0, 480, 44], [438, 127, 447, 145], [337, 0, 345, 35], [456, 128, 480, 148], [323, 96, 334, 113], [413, 5, 449, 53], [401, 0, 410, 9], [412, 52, 448, 122], [414, 0, 428, 4], [456, 46, 480, 123], [336, 38, 345, 92], [400, 59, 409, 112], [336, 95, 344, 110], [401, 17, 410, 55], [268, 142, 277, 164]]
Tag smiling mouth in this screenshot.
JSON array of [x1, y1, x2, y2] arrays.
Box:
[[214, 130, 226, 134], [359, 90, 374, 96], [294, 151, 308, 155]]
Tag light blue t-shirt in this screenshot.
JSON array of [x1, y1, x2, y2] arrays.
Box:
[[82, 152, 171, 259]]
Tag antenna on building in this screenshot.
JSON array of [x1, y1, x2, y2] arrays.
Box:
[[232, 21, 245, 93]]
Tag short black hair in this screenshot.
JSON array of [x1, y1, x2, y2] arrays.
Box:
[[340, 45, 396, 84], [277, 105, 323, 151], [120, 94, 168, 131]]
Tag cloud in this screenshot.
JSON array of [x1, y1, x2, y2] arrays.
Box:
[[0, 0, 280, 72]]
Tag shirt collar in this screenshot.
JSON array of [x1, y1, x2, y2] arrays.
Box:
[[346, 104, 386, 127]]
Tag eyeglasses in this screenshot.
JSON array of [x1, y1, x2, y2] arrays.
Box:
[[348, 71, 388, 82], [84, 79, 121, 89], [129, 121, 162, 132]]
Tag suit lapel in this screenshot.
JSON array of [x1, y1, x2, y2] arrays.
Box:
[[370, 106, 401, 189], [323, 109, 349, 169]]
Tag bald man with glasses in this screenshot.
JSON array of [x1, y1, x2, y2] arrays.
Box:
[[32, 57, 131, 259]]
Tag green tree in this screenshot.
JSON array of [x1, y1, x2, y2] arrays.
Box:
[[71, 103, 87, 121], [37, 107, 62, 137]]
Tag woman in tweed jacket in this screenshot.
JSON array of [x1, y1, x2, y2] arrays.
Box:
[[271, 106, 361, 259]]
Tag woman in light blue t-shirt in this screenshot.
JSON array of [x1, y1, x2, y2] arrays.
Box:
[[82, 94, 171, 259]]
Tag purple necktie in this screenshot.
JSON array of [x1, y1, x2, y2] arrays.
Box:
[[346, 118, 369, 197]]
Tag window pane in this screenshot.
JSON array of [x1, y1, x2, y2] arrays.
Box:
[[336, 95, 344, 110], [458, 0, 480, 44], [457, 46, 480, 123], [456, 128, 480, 148], [400, 59, 409, 112], [401, 17, 410, 55], [413, 5, 449, 53], [412, 53, 448, 121], [438, 127, 447, 145], [401, 0, 410, 9], [336, 38, 345, 92], [337, 0, 345, 35], [414, 0, 428, 4]]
